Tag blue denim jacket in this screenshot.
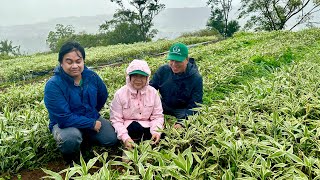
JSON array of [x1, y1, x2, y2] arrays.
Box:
[[44, 66, 108, 132]]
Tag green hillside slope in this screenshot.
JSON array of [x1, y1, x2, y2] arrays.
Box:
[[0, 36, 218, 86]]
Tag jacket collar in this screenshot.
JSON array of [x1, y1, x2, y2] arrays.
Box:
[[171, 57, 198, 80], [127, 83, 148, 95], [54, 65, 91, 85]]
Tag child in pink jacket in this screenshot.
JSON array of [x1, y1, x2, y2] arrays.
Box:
[[110, 59, 164, 150]]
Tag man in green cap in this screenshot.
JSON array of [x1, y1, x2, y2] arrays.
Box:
[[149, 42, 203, 128]]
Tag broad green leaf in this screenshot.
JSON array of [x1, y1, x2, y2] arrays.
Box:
[[143, 166, 153, 180], [41, 168, 63, 180], [269, 150, 285, 159], [173, 153, 187, 173], [273, 163, 287, 168], [222, 169, 233, 180], [286, 152, 304, 165]]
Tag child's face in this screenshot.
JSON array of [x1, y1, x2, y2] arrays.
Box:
[[130, 74, 148, 90]]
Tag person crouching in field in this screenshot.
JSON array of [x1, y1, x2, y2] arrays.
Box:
[[149, 42, 203, 129], [110, 59, 164, 160], [44, 41, 118, 166]]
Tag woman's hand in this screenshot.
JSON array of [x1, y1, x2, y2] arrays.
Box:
[[151, 134, 160, 144], [124, 138, 134, 150]]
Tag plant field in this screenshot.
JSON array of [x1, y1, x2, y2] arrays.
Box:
[[1, 29, 320, 179], [0, 36, 218, 85]]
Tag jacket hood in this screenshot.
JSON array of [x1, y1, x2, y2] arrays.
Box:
[[53, 65, 90, 84], [125, 59, 151, 92]]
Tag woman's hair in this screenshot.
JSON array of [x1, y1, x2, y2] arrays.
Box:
[[58, 41, 85, 63]]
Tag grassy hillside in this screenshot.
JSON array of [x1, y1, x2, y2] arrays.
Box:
[[0, 36, 218, 86], [1, 29, 320, 179]]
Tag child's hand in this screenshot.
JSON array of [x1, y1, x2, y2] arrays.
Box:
[[151, 134, 160, 144], [125, 138, 134, 149]]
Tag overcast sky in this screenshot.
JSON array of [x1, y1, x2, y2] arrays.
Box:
[[0, 0, 209, 26]]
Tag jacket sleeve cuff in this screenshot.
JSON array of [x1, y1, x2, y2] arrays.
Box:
[[151, 131, 161, 136], [121, 134, 131, 143], [175, 120, 185, 127], [151, 126, 162, 136], [92, 120, 96, 129]]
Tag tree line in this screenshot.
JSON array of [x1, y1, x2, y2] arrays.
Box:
[[1, 0, 320, 57]]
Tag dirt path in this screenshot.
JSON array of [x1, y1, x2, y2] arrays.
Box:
[[0, 159, 65, 180], [6, 159, 66, 180], [4, 147, 122, 179]]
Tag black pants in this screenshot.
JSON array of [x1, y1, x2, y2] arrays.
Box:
[[127, 121, 152, 142], [162, 102, 198, 125]]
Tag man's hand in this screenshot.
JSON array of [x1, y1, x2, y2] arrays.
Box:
[[151, 134, 161, 144], [94, 120, 102, 133], [125, 138, 134, 150], [174, 123, 183, 129]]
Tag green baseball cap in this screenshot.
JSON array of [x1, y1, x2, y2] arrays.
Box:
[[167, 43, 188, 62], [129, 70, 149, 76]]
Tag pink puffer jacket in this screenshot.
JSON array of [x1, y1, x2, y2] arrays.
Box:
[[110, 59, 164, 143]]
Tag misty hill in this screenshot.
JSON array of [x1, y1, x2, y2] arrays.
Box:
[[0, 14, 112, 54], [0, 7, 210, 54]]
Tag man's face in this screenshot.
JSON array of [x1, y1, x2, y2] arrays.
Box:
[[130, 74, 148, 90], [61, 50, 84, 79], [169, 58, 188, 74]]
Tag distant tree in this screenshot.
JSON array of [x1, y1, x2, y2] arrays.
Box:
[[105, 21, 146, 44], [100, 0, 165, 43], [100, 10, 145, 44], [207, 0, 240, 37], [46, 24, 75, 52], [238, 0, 320, 31], [225, 20, 240, 37], [0, 40, 21, 56]]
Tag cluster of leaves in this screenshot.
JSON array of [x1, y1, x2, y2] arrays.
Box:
[[0, 83, 57, 173]]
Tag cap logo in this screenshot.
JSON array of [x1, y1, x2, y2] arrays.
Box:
[[172, 46, 181, 55]]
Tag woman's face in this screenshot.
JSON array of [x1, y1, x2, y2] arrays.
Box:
[[130, 74, 148, 90]]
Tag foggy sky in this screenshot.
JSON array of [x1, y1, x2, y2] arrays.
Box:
[[0, 0, 208, 26]]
